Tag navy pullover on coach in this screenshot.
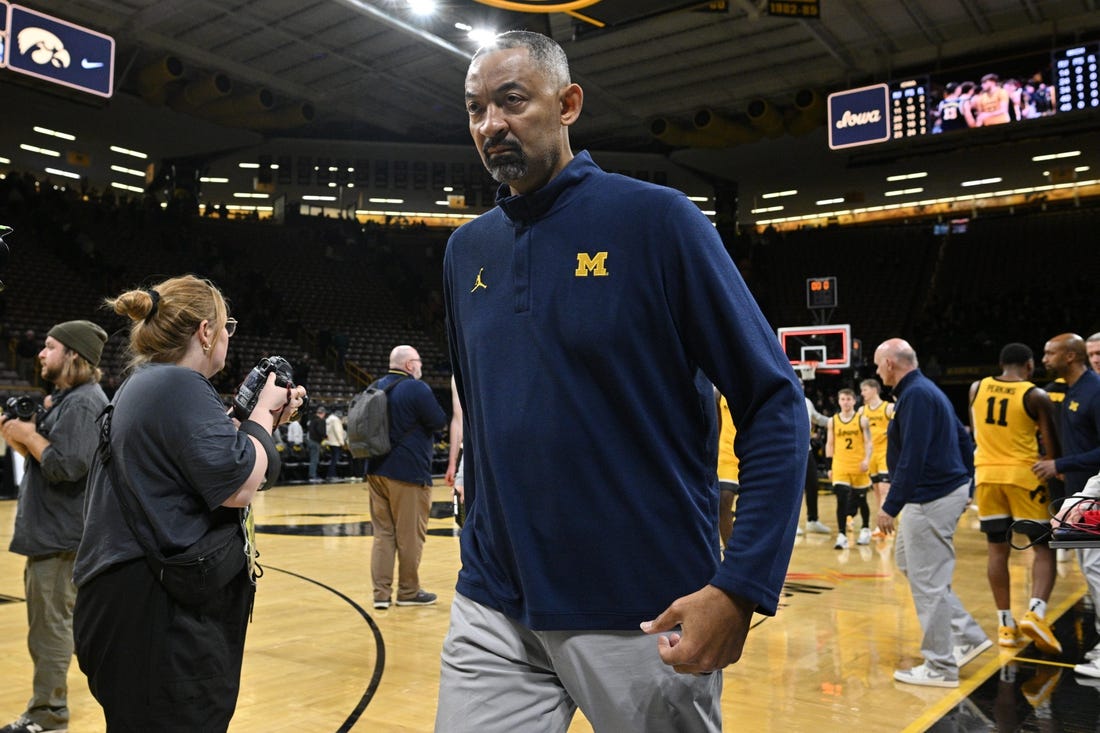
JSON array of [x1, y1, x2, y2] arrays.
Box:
[[1054, 369, 1100, 494], [883, 368, 974, 516], [365, 370, 446, 486], [444, 151, 808, 631]]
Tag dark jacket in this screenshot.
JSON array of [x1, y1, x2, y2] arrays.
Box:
[[883, 368, 973, 515]]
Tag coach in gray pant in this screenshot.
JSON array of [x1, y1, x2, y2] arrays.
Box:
[[874, 338, 991, 689]]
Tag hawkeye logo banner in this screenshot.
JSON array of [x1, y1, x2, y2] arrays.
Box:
[[6, 4, 115, 97], [575, 252, 608, 277]]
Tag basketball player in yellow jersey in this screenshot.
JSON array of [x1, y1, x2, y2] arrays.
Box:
[[969, 343, 1062, 653], [826, 388, 873, 549], [716, 392, 739, 549], [859, 379, 895, 538]]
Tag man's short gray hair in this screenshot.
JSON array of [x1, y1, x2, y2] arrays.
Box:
[[472, 30, 571, 89]]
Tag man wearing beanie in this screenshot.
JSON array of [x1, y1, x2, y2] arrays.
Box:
[[0, 320, 109, 733]]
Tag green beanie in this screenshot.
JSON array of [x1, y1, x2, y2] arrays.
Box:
[[48, 320, 108, 367]]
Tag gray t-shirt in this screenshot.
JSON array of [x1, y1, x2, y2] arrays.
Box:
[[74, 363, 256, 586], [10, 381, 108, 556]]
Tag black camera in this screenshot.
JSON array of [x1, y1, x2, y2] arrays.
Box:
[[232, 355, 306, 421], [3, 395, 40, 422]]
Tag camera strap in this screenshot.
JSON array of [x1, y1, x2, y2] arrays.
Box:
[[238, 419, 281, 490]]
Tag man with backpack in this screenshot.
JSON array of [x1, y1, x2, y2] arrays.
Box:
[[366, 345, 447, 610]]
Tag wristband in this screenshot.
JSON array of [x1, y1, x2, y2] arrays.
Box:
[[239, 419, 281, 490], [823, 457, 833, 471]]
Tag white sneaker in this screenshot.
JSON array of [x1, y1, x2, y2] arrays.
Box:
[[796, 525, 804, 536], [806, 520, 831, 534], [893, 663, 958, 688], [1085, 644, 1100, 662], [857, 527, 872, 545], [1075, 658, 1100, 678], [954, 638, 993, 667], [834, 533, 848, 550]]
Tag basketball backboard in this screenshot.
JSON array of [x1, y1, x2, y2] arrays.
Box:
[[777, 324, 852, 370]]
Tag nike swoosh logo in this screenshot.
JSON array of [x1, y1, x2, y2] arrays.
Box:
[[81, 58, 104, 69]]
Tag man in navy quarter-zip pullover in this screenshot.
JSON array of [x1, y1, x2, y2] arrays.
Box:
[[435, 30, 806, 733], [874, 338, 990, 689]]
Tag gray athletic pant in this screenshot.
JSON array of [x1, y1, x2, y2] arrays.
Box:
[[1078, 548, 1100, 637], [435, 593, 722, 732], [894, 482, 987, 678]]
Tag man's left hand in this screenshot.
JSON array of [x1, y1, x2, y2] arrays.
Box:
[[0, 415, 34, 444], [1032, 459, 1058, 481], [640, 585, 754, 674], [876, 509, 895, 535]]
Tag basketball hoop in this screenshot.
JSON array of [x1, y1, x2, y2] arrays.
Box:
[[796, 361, 818, 381]]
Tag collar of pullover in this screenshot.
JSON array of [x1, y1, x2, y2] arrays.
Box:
[[892, 368, 922, 397], [494, 150, 595, 224]]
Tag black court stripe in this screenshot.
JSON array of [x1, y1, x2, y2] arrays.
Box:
[[265, 565, 385, 733]]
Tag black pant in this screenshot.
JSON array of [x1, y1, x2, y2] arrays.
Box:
[[833, 485, 870, 532], [804, 449, 820, 521], [74, 558, 253, 732]]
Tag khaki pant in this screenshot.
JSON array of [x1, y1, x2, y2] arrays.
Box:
[[367, 474, 431, 602], [23, 551, 77, 730]]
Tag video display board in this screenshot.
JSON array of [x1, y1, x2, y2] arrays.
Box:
[[829, 44, 1098, 149]]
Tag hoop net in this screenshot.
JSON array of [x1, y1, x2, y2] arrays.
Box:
[[796, 361, 818, 381]]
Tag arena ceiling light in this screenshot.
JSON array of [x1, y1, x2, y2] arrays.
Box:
[[1031, 150, 1081, 162], [960, 177, 1003, 187], [200, 176, 229, 183], [407, 0, 437, 14], [233, 192, 269, 198], [753, 177, 1100, 227], [456, 22, 497, 44], [33, 126, 76, 141], [111, 181, 144, 193], [110, 164, 144, 177], [19, 144, 60, 157], [750, 205, 783, 214], [45, 167, 80, 180], [885, 187, 923, 197], [761, 189, 797, 199], [302, 195, 337, 201], [369, 197, 404, 204], [109, 145, 147, 159], [239, 162, 260, 169], [816, 197, 844, 205], [885, 172, 927, 181], [0, 157, 10, 164]]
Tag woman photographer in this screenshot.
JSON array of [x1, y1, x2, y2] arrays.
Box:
[[72, 275, 306, 732]]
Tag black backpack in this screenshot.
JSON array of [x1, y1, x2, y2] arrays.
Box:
[[346, 375, 407, 459]]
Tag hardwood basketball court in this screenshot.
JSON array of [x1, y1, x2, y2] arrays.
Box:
[[1, 482, 1094, 732]]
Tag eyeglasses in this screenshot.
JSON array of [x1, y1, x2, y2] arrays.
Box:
[[225, 318, 238, 337]]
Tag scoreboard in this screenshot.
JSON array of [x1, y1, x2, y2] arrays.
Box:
[[828, 43, 1093, 150], [1054, 43, 1100, 112], [890, 78, 929, 140]]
